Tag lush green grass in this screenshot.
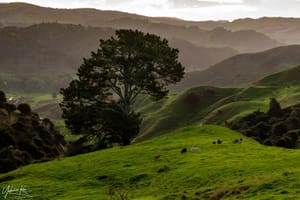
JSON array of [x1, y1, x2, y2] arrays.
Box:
[[1, 125, 300, 199]]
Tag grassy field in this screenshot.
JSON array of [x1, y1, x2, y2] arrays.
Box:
[[1, 125, 300, 199]]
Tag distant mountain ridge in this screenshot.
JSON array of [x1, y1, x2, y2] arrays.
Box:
[[1, 3, 299, 45], [195, 17, 300, 45], [0, 2, 279, 53]]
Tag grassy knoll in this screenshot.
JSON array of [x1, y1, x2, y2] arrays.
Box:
[[135, 87, 239, 141], [1, 125, 300, 199]]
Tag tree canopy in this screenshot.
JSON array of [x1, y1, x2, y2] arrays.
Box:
[[60, 29, 184, 147]]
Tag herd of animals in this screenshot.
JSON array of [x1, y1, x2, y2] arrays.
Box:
[[154, 138, 244, 160]]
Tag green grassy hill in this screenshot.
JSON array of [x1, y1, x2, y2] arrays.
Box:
[[136, 65, 300, 140], [256, 65, 300, 86], [1, 125, 300, 199], [135, 87, 239, 141]]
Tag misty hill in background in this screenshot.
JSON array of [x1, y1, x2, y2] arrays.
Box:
[[168, 38, 237, 71], [195, 17, 300, 45], [0, 23, 114, 92], [0, 23, 240, 93], [0, 3, 279, 53], [175, 45, 300, 90]]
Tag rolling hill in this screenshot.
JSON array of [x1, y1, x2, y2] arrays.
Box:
[[135, 64, 300, 140], [198, 64, 300, 125], [135, 87, 239, 141], [1, 125, 300, 199], [175, 45, 300, 90]]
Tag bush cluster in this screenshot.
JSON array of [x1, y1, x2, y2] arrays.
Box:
[[229, 98, 300, 148], [0, 91, 66, 173]]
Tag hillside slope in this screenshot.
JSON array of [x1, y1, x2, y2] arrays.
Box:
[[1, 125, 300, 199], [135, 87, 239, 141], [202, 65, 300, 124], [175, 45, 300, 90], [256, 65, 300, 86]]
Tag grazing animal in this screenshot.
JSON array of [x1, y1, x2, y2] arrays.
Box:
[[181, 148, 187, 153], [190, 147, 200, 152], [233, 138, 243, 144], [212, 141, 216, 144], [154, 155, 161, 160], [217, 139, 223, 144], [233, 139, 240, 144]]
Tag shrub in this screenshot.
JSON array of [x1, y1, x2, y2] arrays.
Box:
[[253, 122, 271, 138], [0, 91, 6, 104], [276, 138, 288, 148], [17, 103, 32, 115], [289, 108, 300, 118], [4, 103, 17, 113], [229, 100, 300, 149], [267, 98, 283, 117], [271, 122, 288, 136], [285, 116, 300, 130], [263, 138, 274, 146]]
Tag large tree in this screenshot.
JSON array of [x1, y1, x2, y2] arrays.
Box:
[[60, 29, 184, 146]]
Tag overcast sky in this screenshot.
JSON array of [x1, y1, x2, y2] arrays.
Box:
[[1, 0, 300, 21]]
